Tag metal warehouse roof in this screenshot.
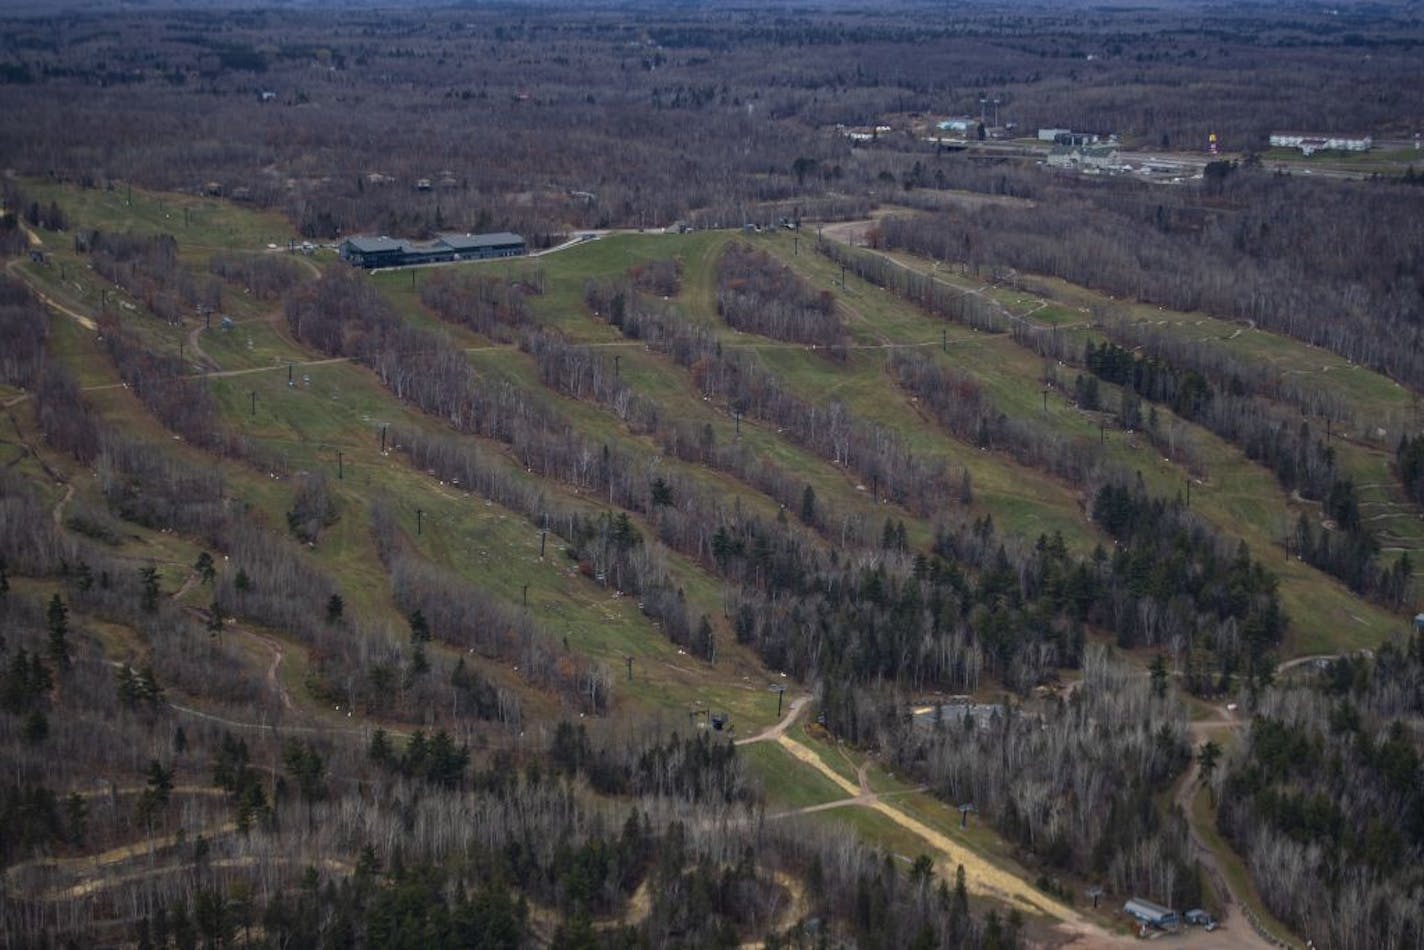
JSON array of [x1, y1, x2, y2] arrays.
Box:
[[1123, 898, 1176, 920]]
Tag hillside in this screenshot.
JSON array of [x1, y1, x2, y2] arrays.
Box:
[[1, 175, 1418, 947]]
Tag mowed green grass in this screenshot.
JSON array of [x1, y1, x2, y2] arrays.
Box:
[[777, 234, 1408, 654], [528, 233, 1405, 655], [203, 348, 791, 731], [19, 178, 297, 256], [15, 185, 807, 734], [526, 234, 1105, 554], [741, 740, 851, 810]]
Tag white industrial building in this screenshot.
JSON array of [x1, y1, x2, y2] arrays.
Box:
[[1047, 143, 1120, 170], [1269, 131, 1372, 155]]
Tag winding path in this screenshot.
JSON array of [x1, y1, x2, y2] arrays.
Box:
[[735, 695, 1137, 946]]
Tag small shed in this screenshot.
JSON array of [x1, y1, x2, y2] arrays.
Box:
[[1123, 897, 1178, 930]]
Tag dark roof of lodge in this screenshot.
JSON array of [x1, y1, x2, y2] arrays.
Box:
[[343, 235, 405, 253], [438, 231, 524, 250], [342, 232, 525, 255]]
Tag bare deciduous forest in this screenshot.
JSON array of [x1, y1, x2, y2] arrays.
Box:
[[0, 0, 1422, 947]]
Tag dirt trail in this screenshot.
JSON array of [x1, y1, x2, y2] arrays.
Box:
[[6, 821, 239, 886], [1275, 650, 1371, 675], [52, 482, 74, 527], [1175, 711, 1303, 950], [5, 259, 97, 331], [734, 695, 810, 747], [740, 701, 1132, 945], [256, 633, 295, 712], [184, 324, 214, 371], [773, 730, 1091, 927]]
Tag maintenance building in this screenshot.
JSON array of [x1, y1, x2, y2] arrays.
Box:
[[1123, 897, 1179, 930]]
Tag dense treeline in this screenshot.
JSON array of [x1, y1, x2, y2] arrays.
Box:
[[2, 577, 1015, 950], [522, 324, 878, 551], [1082, 338, 1402, 603], [817, 237, 1013, 336], [207, 250, 305, 301], [88, 230, 222, 326], [907, 647, 1198, 911], [548, 720, 751, 805], [96, 313, 245, 458], [291, 265, 1287, 701], [6, 0, 1418, 243], [0, 469, 76, 575], [890, 350, 1110, 489], [35, 363, 100, 464], [0, 275, 47, 388], [1217, 636, 1424, 949], [824, 237, 1406, 607], [1396, 434, 1424, 509], [371, 497, 610, 715], [103, 781, 1014, 950], [628, 257, 682, 298], [717, 241, 846, 355], [1091, 478, 1284, 674], [419, 267, 543, 345], [583, 279, 964, 517], [0, 586, 261, 887], [1082, 339, 1336, 496], [16, 275, 562, 732], [872, 172, 1424, 394], [1079, 305, 1356, 428]]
